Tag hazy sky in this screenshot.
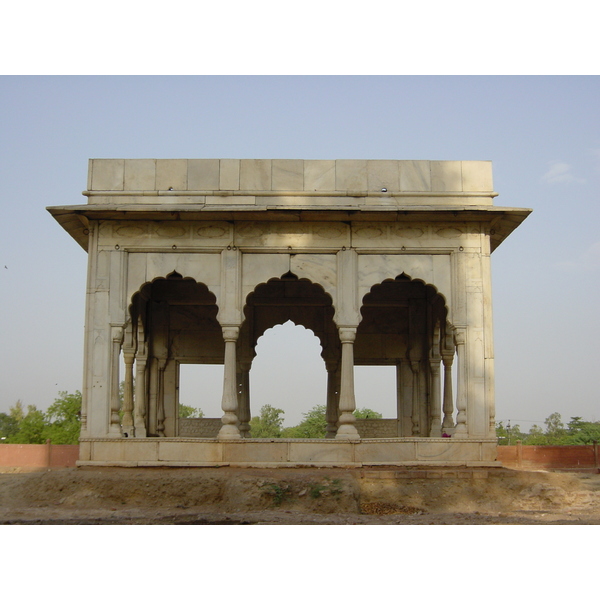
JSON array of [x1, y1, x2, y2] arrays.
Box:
[[1, 76, 599, 431]]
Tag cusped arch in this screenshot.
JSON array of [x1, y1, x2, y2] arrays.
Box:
[[242, 271, 339, 362], [357, 273, 452, 365], [129, 271, 219, 333], [361, 272, 450, 321]]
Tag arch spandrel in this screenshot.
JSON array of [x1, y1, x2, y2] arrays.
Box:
[[357, 253, 453, 321], [126, 252, 222, 313]]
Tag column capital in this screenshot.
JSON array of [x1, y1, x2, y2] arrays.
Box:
[[454, 327, 467, 346], [111, 325, 124, 343], [338, 327, 356, 344], [222, 326, 240, 342]]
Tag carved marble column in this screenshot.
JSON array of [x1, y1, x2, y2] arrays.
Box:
[[441, 354, 455, 433], [410, 360, 420, 436], [134, 317, 147, 438], [429, 359, 442, 437], [109, 326, 123, 437], [453, 328, 468, 438], [122, 351, 135, 437], [325, 361, 340, 438], [237, 361, 251, 438], [429, 322, 442, 437], [156, 359, 167, 437], [335, 327, 360, 440], [218, 326, 242, 439]]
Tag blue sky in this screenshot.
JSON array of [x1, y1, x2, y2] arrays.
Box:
[[1, 75, 598, 432]]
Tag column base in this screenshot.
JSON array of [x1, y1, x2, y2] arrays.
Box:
[[217, 424, 242, 440], [335, 424, 360, 440]]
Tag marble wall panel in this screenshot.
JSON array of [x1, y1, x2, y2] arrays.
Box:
[[290, 254, 338, 301], [219, 159, 240, 190], [399, 161, 431, 191], [335, 159, 368, 190], [357, 254, 435, 299], [241, 253, 290, 301], [124, 159, 155, 190], [158, 441, 223, 462], [240, 159, 271, 190], [367, 160, 400, 191], [462, 161, 493, 192], [288, 442, 355, 463], [156, 160, 188, 191], [188, 159, 220, 189], [235, 221, 349, 250], [272, 159, 304, 191], [304, 160, 335, 191], [431, 161, 462, 192], [415, 441, 481, 461], [91, 159, 124, 191], [355, 441, 417, 462], [224, 442, 288, 463]]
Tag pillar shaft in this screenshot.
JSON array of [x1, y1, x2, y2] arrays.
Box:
[[122, 352, 135, 437], [335, 328, 360, 440], [109, 327, 123, 437], [218, 326, 241, 439], [237, 362, 251, 438], [429, 359, 442, 437], [454, 329, 468, 438], [442, 354, 455, 432], [325, 362, 340, 438]]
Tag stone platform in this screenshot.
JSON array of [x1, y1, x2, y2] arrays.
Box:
[[78, 438, 499, 468]]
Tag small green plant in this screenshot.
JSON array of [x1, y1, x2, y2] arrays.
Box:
[[263, 482, 291, 507], [309, 477, 343, 499]]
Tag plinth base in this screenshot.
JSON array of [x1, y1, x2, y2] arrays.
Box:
[[78, 437, 499, 468]]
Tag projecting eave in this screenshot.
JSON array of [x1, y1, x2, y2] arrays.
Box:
[[47, 204, 532, 253]]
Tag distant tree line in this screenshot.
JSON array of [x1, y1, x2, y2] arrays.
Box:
[[248, 404, 382, 438], [496, 412, 600, 446], [0, 392, 82, 445], [3, 391, 597, 447]]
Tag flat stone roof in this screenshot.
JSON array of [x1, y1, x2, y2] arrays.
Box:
[[47, 159, 532, 252]]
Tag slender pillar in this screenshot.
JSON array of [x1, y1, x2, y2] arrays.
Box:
[[237, 362, 251, 438], [453, 328, 468, 438], [429, 359, 442, 437], [325, 362, 340, 438], [122, 351, 135, 437], [218, 326, 242, 439], [109, 326, 123, 437], [441, 354, 455, 433], [156, 359, 167, 437], [410, 361, 420, 436], [134, 317, 147, 438], [396, 360, 404, 437], [335, 327, 360, 440]]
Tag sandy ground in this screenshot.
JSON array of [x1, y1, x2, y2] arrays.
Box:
[[1, 466, 599, 524]]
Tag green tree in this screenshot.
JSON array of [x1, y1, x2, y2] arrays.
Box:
[[563, 417, 600, 445], [179, 404, 205, 419], [0, 412, 19, 441], [282, 405, 327, 438], [9, 405, 47, 444], [544, 412, 566, 443], [354, 407, 382, 419], [249, 404, 285, 438], [45, 391, 82, 444], [495, 421, 525, 445]]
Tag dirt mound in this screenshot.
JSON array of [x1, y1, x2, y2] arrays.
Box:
[[1, 466, 599, 524]]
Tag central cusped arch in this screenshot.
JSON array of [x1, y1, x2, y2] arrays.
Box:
[[239, 272, 341, 438]]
